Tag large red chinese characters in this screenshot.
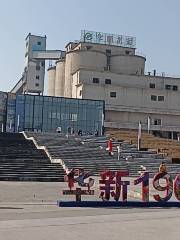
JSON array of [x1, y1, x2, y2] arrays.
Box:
[[63, 168, 180, 203], [99, 170, 130, 201]]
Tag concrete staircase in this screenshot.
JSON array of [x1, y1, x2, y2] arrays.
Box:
[[107, 129, 180, 161], [0, 133, 64, 181], [25, 132, 128, 175], [96, 138, 180, 177], [24, 132, 180, 178]]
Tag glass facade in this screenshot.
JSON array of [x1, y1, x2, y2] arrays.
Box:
[[0, 91, 7, 132], [13, 95, 104, 134], [6, 93, 16, 132]]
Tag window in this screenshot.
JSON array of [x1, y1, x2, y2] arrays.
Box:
[[41, 62, 45, 67], [173, 85, 178, 91], [158, 96, 164, 101], [93, 78, 99, 84], [79, 90, 82, 96], [106, 49, 111, 55], [151, 95, 157, 101], [107, 56, 111, 66], [35, 83, 39, 87], [86, 46, 92, 50], [149, 83, 155, 88], [125, 50, 130, 55], [165, 84, 171, 90], [154, 119, 162, 125], [37, 42, 41, 45], [36, 75, 40, 80], [36, 66, 40, 71], [105, 79, 111, 84], [110, 92, 116, 98]]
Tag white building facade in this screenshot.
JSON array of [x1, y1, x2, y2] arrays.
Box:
[[47, 30, 180, 139]]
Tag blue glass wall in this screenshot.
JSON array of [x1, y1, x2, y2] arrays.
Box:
[[14, 95, 104, 134], [0, 91, 8, 132], [6, 93, 16, 132]]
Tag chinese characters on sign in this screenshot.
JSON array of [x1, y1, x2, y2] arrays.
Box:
[[81, 30, 136, 48], [63, 169, 180, 203]]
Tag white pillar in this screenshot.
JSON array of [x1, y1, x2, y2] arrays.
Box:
[[147, 116, 151, 134], [17, 115, 20, 132], [138, 121, 142, 151], [10, 120, 12, 130], [1, 123, 3, 132], [171, 131, 174, 140], [101, 113, 104, 135]]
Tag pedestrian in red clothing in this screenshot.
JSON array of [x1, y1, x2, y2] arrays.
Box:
[[66, 168, 75, 190], [107, 138, 113, 156]]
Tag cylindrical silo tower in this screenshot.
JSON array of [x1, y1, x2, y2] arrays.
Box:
[[64, 50, 106, 97], [110, 55, 146, 75], [47, 66, 56, 96], [55, 60, 65, 97]]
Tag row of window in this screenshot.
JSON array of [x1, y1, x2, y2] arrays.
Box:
[[109, 92, 165, 101], [165, 84, 178, 91], [35, 62, 44, 71], [93, 79, 179, 92], [151, 95, 164, 101], [154, 119, 162, 125], [26, 41, 42, 48], [93, 78, 111, 84], [150, 83, 178, 91]]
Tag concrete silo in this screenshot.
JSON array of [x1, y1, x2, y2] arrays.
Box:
[[64, 50, 106, 97], [47, 66, 56, 96], [55, 60, 65, 97], [111, 55, 146, 75]]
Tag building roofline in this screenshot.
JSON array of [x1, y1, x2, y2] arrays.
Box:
[[17, 93, 105, 104], [25, 33, 47, 41], [10, 77, 24, 93], [47, 66, 56, 71], [72, 68, 180, 80], [78, 41, 136, 50]]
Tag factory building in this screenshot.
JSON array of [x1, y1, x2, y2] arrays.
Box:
[[47, 30, 180, 139], [9, 31, 180, 139]]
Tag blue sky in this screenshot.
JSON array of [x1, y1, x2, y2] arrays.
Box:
[[0, 0, 180, 92]]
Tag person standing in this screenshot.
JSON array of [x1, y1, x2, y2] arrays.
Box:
[[66, 168, 75, 190], [159, 162, 167, 174], [117, 144, 122, 160], [56, 126, 61, 133], [107, 138, 113, 156]]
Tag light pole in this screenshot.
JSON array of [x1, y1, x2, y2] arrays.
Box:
[[147, 116, 151, 134], [138, 121, 142, 151]]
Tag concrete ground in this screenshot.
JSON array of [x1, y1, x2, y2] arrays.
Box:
[[0, 180, 180, 240]]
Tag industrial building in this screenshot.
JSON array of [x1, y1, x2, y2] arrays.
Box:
[[46, 30, 180, 139], [11, 33, 65, 95], [10, 30, 180, 139]]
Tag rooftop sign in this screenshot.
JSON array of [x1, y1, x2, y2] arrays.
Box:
[[81, 30, 136, 48]]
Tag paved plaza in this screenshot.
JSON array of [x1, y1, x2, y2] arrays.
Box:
[[0, 180, 180, 240]]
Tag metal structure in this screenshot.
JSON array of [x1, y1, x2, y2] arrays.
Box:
[[11, 33, 65, 95]]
